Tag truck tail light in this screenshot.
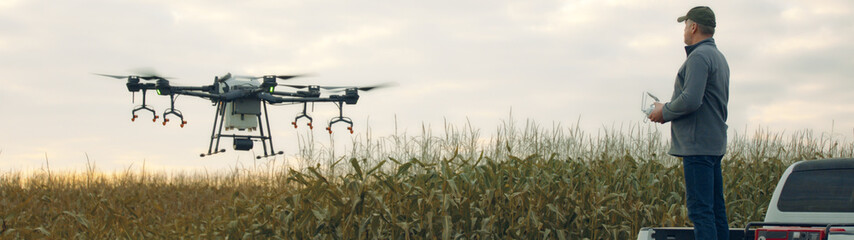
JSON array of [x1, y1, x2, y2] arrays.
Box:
[[755, 227, 845, 240]]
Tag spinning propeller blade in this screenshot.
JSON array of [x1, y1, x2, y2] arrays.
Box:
[[280, 82, 396, 92], [131, 68, 172, 81], [280, 84, 312, 89], [234, 74, 309, 81], [274, 75, 305, 80], [94, 68, 173, 81], [325, 82, 397, 92], [93, 73, 128, 79], [355, 83, 396, 91]]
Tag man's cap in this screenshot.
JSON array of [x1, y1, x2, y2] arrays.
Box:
[[677, 6, 716, 28]]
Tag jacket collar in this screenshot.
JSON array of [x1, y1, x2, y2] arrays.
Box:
[[685, 37, 715, 56]]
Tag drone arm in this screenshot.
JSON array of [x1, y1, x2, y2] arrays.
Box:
[[173, 90, 220, 100], [128, 82, 157, 92], [172, 89, 263, 102], [173, 85, 213, 91], [257, 93, 351, 104], [269, 91, 300, 97], [257, 92, 288, 103]]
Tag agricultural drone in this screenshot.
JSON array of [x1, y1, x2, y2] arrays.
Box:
[[96, 71, 391, 159]]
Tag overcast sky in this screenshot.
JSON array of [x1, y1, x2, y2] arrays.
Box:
[[1, 0, 852, 172]]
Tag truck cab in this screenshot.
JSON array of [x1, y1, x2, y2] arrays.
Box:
[[638, 158, 854, 240], [763, 158, 854, 223]]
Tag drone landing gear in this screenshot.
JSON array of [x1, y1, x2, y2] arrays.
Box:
[[131, 89, 158, 122], [326, 101, 353, 134], [292, 103, 314, 129], [202, 101, 283, 159], [162, 94, 187, 127]]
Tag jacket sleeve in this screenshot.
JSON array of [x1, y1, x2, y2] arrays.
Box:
[[663, 52, 710, 121]]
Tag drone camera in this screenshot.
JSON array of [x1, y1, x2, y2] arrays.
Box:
[[233, 138, 253, 151]]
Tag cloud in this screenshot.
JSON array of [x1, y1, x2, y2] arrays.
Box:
[[1, 0, 853, 171], [780, 0, 851, 22], [748, 100, 854, 127], [0, 0, 21, 11]]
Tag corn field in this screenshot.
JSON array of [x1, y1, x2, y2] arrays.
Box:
[[2, 119, 853, 239]]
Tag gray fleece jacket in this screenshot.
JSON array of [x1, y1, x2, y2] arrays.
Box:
[[663, 38, 729, 157]]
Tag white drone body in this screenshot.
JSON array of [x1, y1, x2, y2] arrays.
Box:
[[217, 76, 263, 131]]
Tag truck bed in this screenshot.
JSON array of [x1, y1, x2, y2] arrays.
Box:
[[636, 227, 748, 240]]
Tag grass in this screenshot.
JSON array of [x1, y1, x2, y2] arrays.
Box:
[[1, 118, 852, 239]]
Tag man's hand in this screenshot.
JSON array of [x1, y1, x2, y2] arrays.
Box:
[[648, 102, 666, 123]]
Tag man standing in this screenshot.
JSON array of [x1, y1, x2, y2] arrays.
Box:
[[648, 6, 730, 240]]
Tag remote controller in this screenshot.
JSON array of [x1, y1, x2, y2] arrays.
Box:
[[641, 92, 659, 117]]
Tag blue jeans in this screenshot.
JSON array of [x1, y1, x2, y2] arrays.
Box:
[[682, 155, 729, 240]]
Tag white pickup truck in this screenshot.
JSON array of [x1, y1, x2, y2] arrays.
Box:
[[637, 158, 854, 240]]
